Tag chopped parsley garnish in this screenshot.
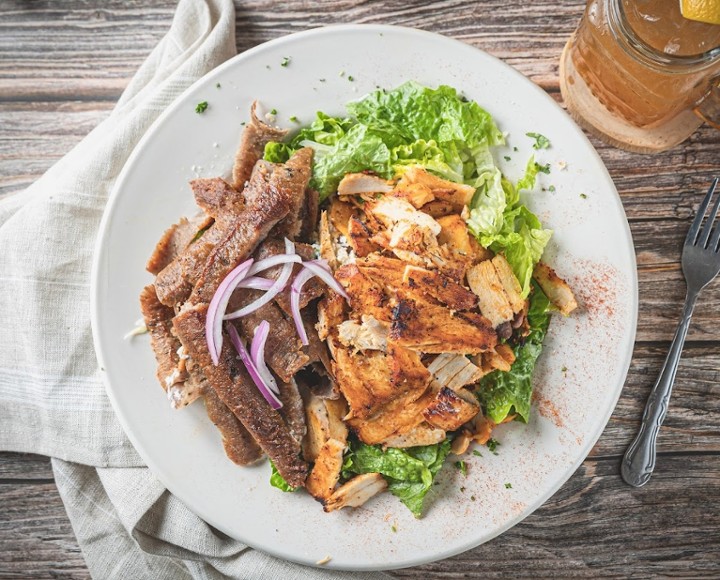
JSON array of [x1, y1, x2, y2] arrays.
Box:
[[548, 185, 556, 192], [472, 449, 483, 457], [289, 115, 299, 123], [470, 495, 476, 501], [504, 155, 511, 161], [215, 82, 221, 89], [487, 438, 500, 455], [513, 146, 519, 152], [537, 162, 551, 174], [348, 75, 355, 82], [527, 132, 551, 149], [269, 108, 277, 115], [580, 193, 588, 199], [455, 460, 468, 477], [319, 78, 326, 82], [561, 365, 568, 373], [391, 524, 397, 532], [280, 56, 291, 67], [195, 101, 208, 114], [505, 482, 513, 489]]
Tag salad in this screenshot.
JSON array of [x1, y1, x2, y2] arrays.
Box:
[[264, 82, 577, 516], [139, 81, 577, 519]]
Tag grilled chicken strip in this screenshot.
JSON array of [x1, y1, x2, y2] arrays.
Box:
[[173, 304, 308, 488]]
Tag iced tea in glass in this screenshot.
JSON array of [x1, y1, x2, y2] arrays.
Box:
[[560, 0, 720, 152]]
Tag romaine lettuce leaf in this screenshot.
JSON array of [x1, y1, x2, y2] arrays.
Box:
[[264, 81, 503, 200], [343, 439, 452, 518], [269, 460, 296, 492], [477, 282, 552, 423], [466, 155, 552, 297]]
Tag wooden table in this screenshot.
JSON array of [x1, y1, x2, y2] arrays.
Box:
[[1, 1, 719, 577]]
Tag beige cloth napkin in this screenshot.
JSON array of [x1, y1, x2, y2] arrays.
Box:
[[0, 1, 390, 577]]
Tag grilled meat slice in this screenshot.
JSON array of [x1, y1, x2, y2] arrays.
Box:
[[335, 263, 392, 323], [173, 305, 308, 488], [323, 473, 387, 512], [139, 284, 198, 407], [154, 162, 274, 306], [146, 214, 213, 276], [272, 147, 314, 240], [426, 353, 485, 391], [189, 153, 311, 304], [333, 340, 431, 423], [380, 422, 446, 448], [354, 255, 406, 290], [389, 291, 496, 354], [337, 173, 394, 197], [533, 262, 578, 316], [402, 264, 477, 311], [234, 298, 309, 384], [398, 166, 475, 212], [347, 216, 380, 258], [299, 188, 320, 242], [277, 378, 307, 446], [204, 386, 264, 465], [190, 177, 245, 218], [305, 438, 346, 501], [347, 389, 435, 445], [423, 387, 480, 431], [492, 254, 525, 313], [466, 260, 515, 327], [337, 314, 388, 352], [232, 101, 288, 190], [251, 238, 325, 316]]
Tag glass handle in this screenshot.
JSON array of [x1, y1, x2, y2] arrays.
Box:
[[694, 82, 720, 130]]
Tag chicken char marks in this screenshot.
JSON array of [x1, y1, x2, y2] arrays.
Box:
[[173, 305, 308, 488]]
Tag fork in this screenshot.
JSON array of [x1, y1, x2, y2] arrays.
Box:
[[622, 178, 720, 487]]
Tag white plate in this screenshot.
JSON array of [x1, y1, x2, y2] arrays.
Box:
[[91, 24, 638, 571]]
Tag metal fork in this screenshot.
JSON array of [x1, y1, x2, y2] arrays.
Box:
[[622, 178, 720, 487]]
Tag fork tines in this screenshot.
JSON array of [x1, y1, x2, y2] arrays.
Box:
[[687, 177, 720, 251]]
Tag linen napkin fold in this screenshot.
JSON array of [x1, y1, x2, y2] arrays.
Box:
[[0, 1, 390, 577]]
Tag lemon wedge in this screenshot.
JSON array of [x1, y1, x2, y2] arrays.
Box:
[[681, 0, 720, 25]]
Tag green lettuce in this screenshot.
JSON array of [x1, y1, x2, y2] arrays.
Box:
[[264, 81, 503, 200], [342, 439, 452, 518], [477, 282, 552, 423], [467, 156, 552, 297], [269, 460, 296, 492]]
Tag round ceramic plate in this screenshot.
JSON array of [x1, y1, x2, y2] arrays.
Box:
[[91, 24, 637, 571]]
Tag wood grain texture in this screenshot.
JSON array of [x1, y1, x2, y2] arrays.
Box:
[[1, 0, 720, 578]]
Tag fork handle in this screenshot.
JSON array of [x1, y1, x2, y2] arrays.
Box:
[[621, 290, 698, 487]]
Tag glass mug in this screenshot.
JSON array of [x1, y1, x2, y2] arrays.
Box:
[[560, 0, 720, 152]]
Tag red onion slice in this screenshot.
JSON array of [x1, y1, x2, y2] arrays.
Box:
[[250, 321, 279, 395], [224, 240, 297, 321], [205, 258, 253, 365], [290, 268, 316, 346], [301, 259, 350, 300], [237, 276, 275, 291], [246, 253, 301, 276], [227, 323, 283, 410]]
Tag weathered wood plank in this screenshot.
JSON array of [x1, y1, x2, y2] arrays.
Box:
[[2, 0, 720, 578], [0, 483, 89, 580], [0, 453, 53, 480], [395, 455, 720, 578], [0, 456, 717, 579]]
